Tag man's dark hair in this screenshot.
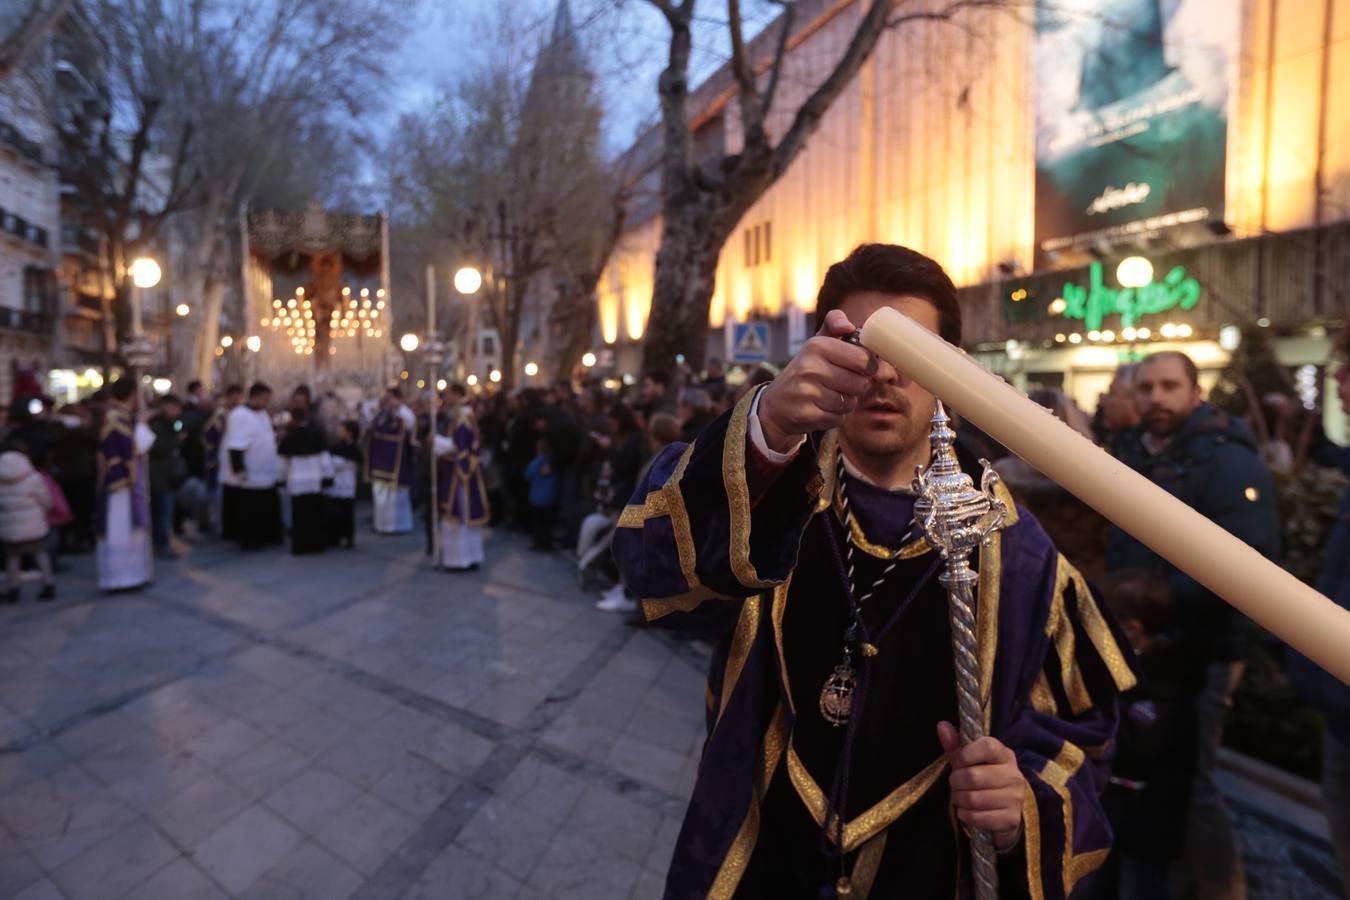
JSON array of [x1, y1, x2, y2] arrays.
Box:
[[341, 419, 361, 441], [1141, 350, 1199, 387], [644, 370, 671, 388], [157, 393, 182, 407], [248, 382, 272, 399], [387, 386, 403, 400], [449, 383, 467, 399], [224, 383, 243, 396], [111, 379, 135, 401], [292, 383, 312, 401], [1099, 568, 1173, 636], [187, 380, 202, 394], [813, 243, 962, 344]]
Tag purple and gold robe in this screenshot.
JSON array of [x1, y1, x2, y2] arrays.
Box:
[[439, 409, 490, 525], [366, 408, 414, 488], [613, 386, 1136, 899], [95, 405, 149, 538]]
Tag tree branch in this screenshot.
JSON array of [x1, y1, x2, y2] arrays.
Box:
[[0, 0, 71, 82], [769, 0, 893, 179], [759, 1, 796, 128]]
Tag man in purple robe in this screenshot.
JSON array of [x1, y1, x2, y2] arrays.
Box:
[[434, 384, 490, 571], [614, 244, 1134, 899], [367, 387, 416, 534], [96, 379, 154, 591]]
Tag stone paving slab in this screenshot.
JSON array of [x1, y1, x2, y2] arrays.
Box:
[[0, 518, 1341, 898]]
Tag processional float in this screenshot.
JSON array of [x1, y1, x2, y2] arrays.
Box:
[[849, 309, 1350, 900], [241, 202, 391, 385]]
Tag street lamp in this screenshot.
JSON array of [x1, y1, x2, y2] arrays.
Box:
[[467, 374, 479, 387], [220, 335, 233, 348], [1116, 256, 1153, 288], [245, 335, 261, 353], [524, 361, 539, 377], [400, 333, 420, 353], [454, 266, 482, 295], [175, 303, 190, 317], [581, 352, 597, 368], [489, 369, 502, 384], [130, 257, 161, 289]]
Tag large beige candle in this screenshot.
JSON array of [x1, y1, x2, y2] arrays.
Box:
[[861, 306, 1350, 685]]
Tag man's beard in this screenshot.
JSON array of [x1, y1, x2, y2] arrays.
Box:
[[1144, 408, 1183, 437], [838, 392, 934, 475]]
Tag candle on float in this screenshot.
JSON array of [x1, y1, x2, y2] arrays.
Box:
[[860, 306, 1350, 686], [426, 264, 436, 334]]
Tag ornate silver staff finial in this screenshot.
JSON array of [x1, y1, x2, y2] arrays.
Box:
[[912, 399, 1007, 900]]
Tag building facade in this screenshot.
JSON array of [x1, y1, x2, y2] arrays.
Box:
[[597, 0, 1349, 438]]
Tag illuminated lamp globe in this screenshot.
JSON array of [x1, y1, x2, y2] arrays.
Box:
[[488, 369, 502, 384], [245, 335, 261, 352], [174, 303, 190, 317], [151, 378, 171, 394], [581, 352, 597, 368], [453, 266, 483, 295], [436, 379, 447, 391], [399, 333, 420, 353], [523, 362, 539, 377], [1116, 256, 1154, 289], [467, 374, 479, 387], [130, 257, 161, 288]]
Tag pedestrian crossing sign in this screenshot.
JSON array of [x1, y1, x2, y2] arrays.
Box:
[[733, 322, 770, 362]]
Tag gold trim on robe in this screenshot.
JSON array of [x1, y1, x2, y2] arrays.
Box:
[[715, 594, 762, 733], [709, 702, 788, 899], [725, 389, 779, 590]]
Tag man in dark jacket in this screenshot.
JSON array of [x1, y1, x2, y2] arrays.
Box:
[[147, 394, 185, 558], [1290, 357, 1350, 894], [1107, 350, 1279, 900]]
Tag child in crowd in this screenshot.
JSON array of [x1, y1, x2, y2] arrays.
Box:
[[524, 435, 559, 551], [0, 444, 55, 602], [327, 420, 361, 549], [1099, 568, 1201, 900]]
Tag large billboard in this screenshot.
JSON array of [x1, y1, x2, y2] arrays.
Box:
[[1034, 0, 1239, 261]]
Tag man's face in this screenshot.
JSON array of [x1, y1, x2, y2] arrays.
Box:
[[225, 391, 242, 409], [642, 377, 663, 401], [835, 292, 941, 466], [1134, 357, 1201, 437], [249, 391, 271, 410], [162, 402, 183, 420]]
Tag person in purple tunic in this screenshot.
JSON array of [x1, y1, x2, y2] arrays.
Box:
[[367, 387, 416, 534], [95, 379, 154, 591], [434, 384, 490, 571], [614, 244, 1135, 899]]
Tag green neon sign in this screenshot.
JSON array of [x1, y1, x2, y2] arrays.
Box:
[[1061, 261, 1201, 330]]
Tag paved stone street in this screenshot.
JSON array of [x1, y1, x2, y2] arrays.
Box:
[[0, 521, 1343, 899]]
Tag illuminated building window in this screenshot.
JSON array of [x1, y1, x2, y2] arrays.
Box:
[[744, 222, 772, 269]]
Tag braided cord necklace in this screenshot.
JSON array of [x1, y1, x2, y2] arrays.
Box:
[[817, 452, 916, 727]]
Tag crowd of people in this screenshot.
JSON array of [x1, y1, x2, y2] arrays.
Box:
[[0, 318, 1347, 897]]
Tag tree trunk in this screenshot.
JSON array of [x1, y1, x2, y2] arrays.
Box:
[[642, 198, 739, 373], [192, 273, 227, 387], [553, 283, 596, 385]]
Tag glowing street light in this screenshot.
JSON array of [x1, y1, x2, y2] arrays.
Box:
[[1116, 256, 1154, 288], [581, 352, 597, 368], [399, 333, 420, 353], [436, 379, 447, 391], [130, 257, 161, 288], [467, 374, 479, 387], [523, 361, 539, 377], [453, 266, 483, 295], [488, 369, 502, 384], [220, 335, 233, 348], [245, 335, 261, 353], [175, 303, 190, 317]]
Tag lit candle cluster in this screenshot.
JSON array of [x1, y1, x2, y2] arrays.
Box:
[[330, 286, 385, 342], [259, 284, 387, 356]]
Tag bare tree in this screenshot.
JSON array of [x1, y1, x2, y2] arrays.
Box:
[[387, 2, 621, 388], [0, 0, 71, 82], [79, 0, 409, 385], [636, 0, 1011, 371]]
